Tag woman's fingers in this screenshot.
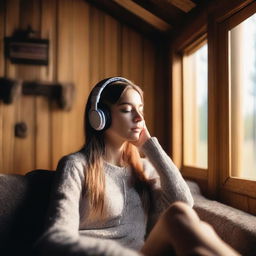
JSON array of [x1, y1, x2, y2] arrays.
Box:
[[131, 125, 151, 148], [134, 125, 151, 147]]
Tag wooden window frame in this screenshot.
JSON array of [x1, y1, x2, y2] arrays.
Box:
[[171, 0, 256, 213], [216, 1, 256, 199], [171, 31, 208, 183], [182, 36, 208, 178]]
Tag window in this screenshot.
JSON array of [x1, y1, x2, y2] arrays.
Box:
[[229, 13, 256, 180], [183, 42, 208, 169], [171, 1, 256, 214]]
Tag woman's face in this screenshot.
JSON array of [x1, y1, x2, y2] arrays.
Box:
[[105, 88, 144, 143]]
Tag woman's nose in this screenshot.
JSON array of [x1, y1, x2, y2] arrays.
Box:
[[133, 110, 143, 122]]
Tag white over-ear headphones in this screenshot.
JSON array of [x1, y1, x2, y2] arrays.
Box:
[[89, 77, 130, 131]]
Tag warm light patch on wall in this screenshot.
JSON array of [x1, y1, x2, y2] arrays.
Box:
[[112, 0, 172, 32]]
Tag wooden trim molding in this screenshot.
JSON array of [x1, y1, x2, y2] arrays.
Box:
[[182, 33, 207, 55], [223, 177, 256, 198], [168, 0, 196, 13], [171, 34, 208, 180], [212, 2, 256, 208], [112, 0, 172, 32], [171, 51, 183, 169], [171, 0, 256, 214], [181, 166, 208, 180], [217, 1, 256, 198]]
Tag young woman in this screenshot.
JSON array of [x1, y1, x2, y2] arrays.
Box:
[[35, 77, 239, 256]]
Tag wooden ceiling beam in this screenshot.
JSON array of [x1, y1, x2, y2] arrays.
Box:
[[85, 0, 169, 40], [167, 0, 196, 13], [112, 0, 172, 32], [132, 0, 185, 26]]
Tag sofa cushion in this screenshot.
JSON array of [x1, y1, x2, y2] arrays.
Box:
[[0, 174, 28, 245], [187, 180, 256, 256], [0, 170, 55, 256], [1, 172, 256, 256]]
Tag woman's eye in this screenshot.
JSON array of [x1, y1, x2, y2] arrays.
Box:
[[121, 109, 131, 113]]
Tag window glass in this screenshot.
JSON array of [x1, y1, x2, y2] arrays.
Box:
[[229, 13, 256, 179], [183, 43, 208, 169]]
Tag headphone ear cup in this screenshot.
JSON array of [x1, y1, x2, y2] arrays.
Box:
[[89, 109, 106, 130]]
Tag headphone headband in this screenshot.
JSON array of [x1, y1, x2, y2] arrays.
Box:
[[89, 77, 130, 130], [90, 77, 130, 110]]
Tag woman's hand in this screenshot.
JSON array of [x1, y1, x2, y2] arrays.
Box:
[[131, 123, 151, 148]]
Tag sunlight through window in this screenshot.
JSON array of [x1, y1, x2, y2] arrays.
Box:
[[229, 13, 256, 180], [183, 42, 208, 169]]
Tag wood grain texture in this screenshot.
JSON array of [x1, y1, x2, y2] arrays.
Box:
[[13, 0, 42, 174], [121, 26, 132, 79], [2, 0, 19, 173], [248, 197, 256, 215], [0, 0, 163, 174], [142, 38, 155, 136], [112, 0, 171, 31], [130, 30, 143, 86], [35, 0, 56, 170], [89, 5, 104, 86], [104, 14, 121, 77], [207, 12, 218, 198], [0, 0, 4, 171], [51, 0, 73, 168], [220, 188, 249, 213], [168, 0, 196, 13], [69, 0, 90, 157], [170, 0, 256, 214]]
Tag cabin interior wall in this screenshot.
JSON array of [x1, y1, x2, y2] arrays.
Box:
[[0, 0, 168, 174]]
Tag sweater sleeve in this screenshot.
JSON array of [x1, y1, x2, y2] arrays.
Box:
[[34, 154, 142, 256], [140, 137, 194, 231]]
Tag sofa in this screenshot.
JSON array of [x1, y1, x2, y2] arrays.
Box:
[[0, 170, 256, 256], [0, 170, 53, 256], [187, 181, 256, 256]]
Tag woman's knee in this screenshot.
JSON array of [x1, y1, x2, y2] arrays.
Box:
[[158, 201, 201, 237], [162, 201, 198, 222]]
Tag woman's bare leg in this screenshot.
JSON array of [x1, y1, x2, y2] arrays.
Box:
[[141, 201, 240, 256]]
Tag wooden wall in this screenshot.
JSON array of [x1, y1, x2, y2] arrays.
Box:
[[0, 0, 168, 174]]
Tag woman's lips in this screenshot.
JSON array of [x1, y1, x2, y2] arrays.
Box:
[[131, 128, 141, 133]]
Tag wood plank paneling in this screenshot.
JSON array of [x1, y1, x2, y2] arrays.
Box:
[[36, 0, 56, 170], [143, 39, 155, 135], [0, 0, 4, 171], [89, 6, 104, 86], [52, 0, 74, 168], [69, 0, 90, 155], [104, 14, 121, 76], [130, 30, 143, 85], [3, 0, 19, 173], [14, 0, 41, 173], [0, 0, 4, 76], [112, 0, 171, 32], [121, 26, 132, 79], [0, 0, 164, 174], [154, 42, 169, 149]]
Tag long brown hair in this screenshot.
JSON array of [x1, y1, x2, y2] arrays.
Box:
[[82, 78, 153, 217]]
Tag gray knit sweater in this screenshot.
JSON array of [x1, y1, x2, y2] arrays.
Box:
[[35, 137, 194, 256]]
